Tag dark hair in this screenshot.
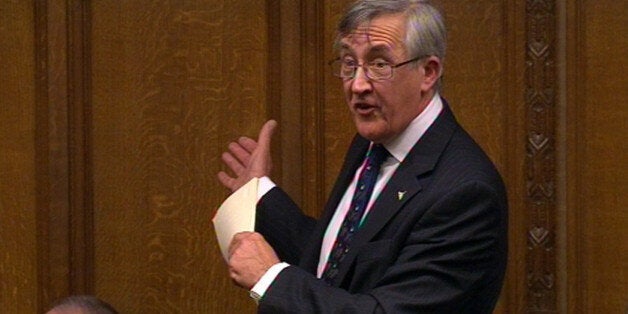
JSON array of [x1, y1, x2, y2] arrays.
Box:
[[48, 295, 118, 314]]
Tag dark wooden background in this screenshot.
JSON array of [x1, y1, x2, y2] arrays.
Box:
[[1, 0, 626, 313]]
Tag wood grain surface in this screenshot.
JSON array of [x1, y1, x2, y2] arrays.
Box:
[[0, 0, 625, 312]]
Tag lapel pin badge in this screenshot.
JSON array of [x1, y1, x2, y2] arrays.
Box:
[[397, 191, 406, 201]]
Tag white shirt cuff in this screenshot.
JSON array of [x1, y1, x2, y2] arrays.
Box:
[[257, 176, 276, 199], [250, 262, 290, 302]]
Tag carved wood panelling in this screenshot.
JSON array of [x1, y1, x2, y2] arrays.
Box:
[[3, 0, 626, 312], [525, 0, 557, 312]]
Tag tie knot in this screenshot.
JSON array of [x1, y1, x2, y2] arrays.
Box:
[[368, 144, 389, 167]]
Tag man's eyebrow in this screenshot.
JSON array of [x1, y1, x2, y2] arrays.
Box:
[[364, 45, 397, 60], [367, 45, 392, 54], [338, 42, 392, 53], [338, 42, 352, 51]]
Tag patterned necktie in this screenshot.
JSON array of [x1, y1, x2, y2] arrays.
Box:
[[321, 144, 389, 285]]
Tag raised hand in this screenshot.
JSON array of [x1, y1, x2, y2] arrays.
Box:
[[217, 120, 277, 192]]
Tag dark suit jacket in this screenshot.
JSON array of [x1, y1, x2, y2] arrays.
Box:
[[255, 101, 508, 313]]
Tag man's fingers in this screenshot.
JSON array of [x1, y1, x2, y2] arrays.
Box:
[[217, 171, 237, 191], [238, 137, 257, 153], [221, 152, 246, 176], [228, 141, 252, 166], [228, 232, 252, 258]]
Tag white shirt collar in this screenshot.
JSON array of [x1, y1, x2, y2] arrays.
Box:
[[383, 93, 443, 163]]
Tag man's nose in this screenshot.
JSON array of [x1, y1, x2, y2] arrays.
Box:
[[350, 67, 373, 94]]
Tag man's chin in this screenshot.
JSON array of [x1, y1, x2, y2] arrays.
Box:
[[355, 121, 388, 143]]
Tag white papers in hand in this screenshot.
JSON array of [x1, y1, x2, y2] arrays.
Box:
[[212, 177, 258, 260]]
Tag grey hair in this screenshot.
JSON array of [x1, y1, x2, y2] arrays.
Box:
[[48, 295, 118, 314], [334, 0, 447, 89]]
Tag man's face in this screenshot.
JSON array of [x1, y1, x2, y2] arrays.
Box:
[[339, 13, 434, 143]]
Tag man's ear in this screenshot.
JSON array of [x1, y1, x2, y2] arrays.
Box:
[[420, 56, 442, 91]]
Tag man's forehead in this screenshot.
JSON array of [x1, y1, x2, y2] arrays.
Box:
[[340, 18, 406, 51]]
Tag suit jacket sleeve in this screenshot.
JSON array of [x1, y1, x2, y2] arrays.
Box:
[[256, 187, 318, 265]]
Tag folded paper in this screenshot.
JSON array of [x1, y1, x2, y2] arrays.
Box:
[[212, 177, 258, 260]]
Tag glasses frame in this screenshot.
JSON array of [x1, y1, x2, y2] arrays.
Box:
[[329, 55, 428, 81]]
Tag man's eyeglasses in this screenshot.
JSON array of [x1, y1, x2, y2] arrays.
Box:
[[329, 55, 427, 81]]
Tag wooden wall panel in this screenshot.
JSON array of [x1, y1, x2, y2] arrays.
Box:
[[566, 1, 628, 313], [441, 1, 511, 159], [90, 0, 270, 312], [442, 3, 527, 313], [0, 1, 39, 312], [297, 0, 329, 217], [35, 0, 74, 309], [320, 0, 355, 203], [0, 0, 625, 312]]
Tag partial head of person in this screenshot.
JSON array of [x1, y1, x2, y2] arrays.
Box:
[[46, 295, 118, 314], [330, 0, 446, 143]]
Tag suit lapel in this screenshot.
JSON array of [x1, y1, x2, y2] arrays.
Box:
[[333, 103, 459, 286], [299, 135, 370, 273]]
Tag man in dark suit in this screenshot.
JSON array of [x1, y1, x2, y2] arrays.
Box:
[[218, 0, 508, 313]]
